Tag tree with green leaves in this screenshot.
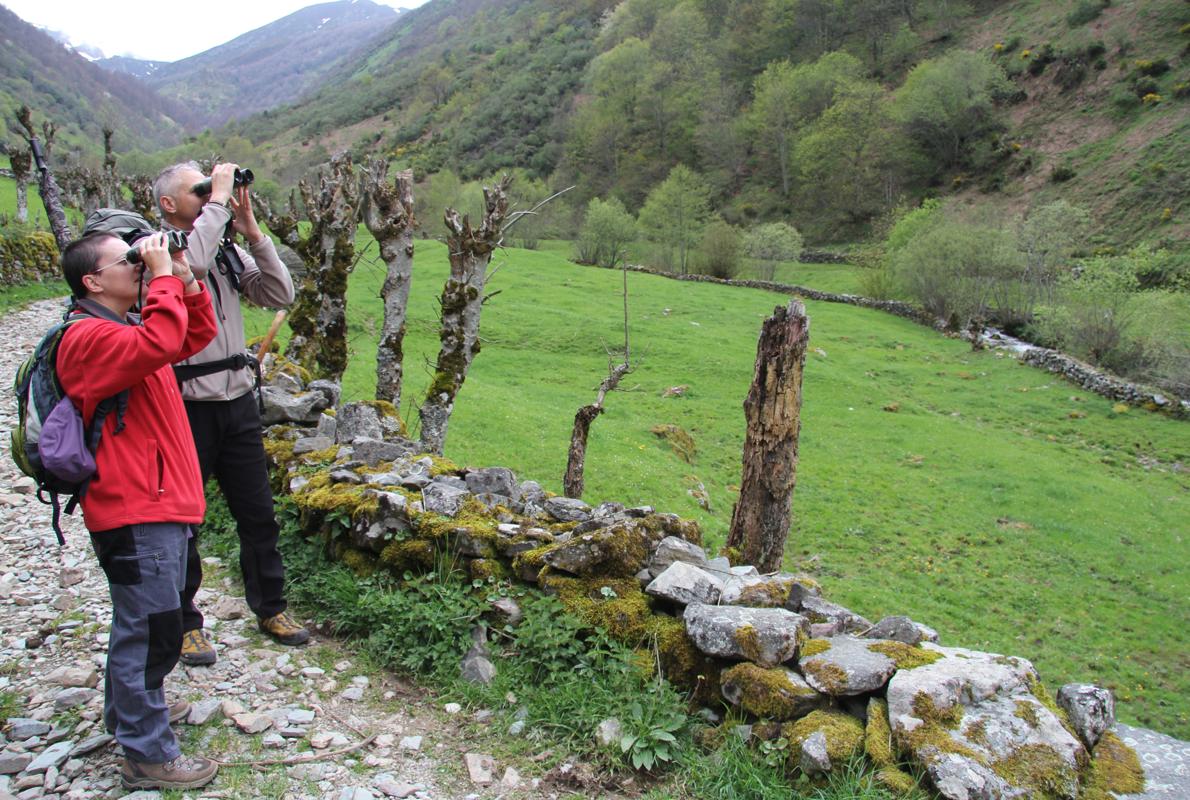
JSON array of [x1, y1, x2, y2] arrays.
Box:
[[697, 217, 742, 278], [892, 50, 1010, 173], [638, 164, 711, 275], [744, 221, 804, 281], [577, 197, 637, 268]]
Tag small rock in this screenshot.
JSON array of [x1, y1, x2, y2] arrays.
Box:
[[799, 730, 831, 775], [25, 741, 73, 773], [507, 720, 526, 737], [45, 666, 98, 689], [340, 687, 364, 702], [287, 709, 316, 725], [398, 736, 422, 752], [500, 766, 521, 789], [68, 733, 113, 758], [594, 718, 622, 748], [443, 703, 462, 715], [1057, 684, 1114, 749], [262, 733, 287, 748], [58, 568, 85, 588], [0, 753, 32, 775], [53, 688, 98, 709], [464, 753, 495, 785], [233, 712, 273, 734], [187, 699, 223, 726], [210, 596, 246, 620], [6, 719, 51, 739], [373, 776, 420, 798]]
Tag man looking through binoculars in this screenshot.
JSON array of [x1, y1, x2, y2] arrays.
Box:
[[153, 161, 308, 664]]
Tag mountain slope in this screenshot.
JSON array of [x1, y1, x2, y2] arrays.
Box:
[[0, 4, 191, 155], [106, 0, 402, 128]]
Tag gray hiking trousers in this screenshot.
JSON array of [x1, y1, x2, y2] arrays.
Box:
[[89, 523, 188, 763]]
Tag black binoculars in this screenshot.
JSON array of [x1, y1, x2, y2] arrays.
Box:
[[125, 230, 189, 264], [191, 168, 255, 197]]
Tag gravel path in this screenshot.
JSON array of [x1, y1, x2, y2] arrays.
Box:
[[0, 299, 512, 800]]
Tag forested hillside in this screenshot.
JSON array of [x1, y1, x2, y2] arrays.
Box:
[[0, 5, 191, 155], [192, 0, 1189, 250]]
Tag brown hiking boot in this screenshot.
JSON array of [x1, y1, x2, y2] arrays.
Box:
[[168, 699, 191, 724], [179, 629, 216, 666], [258, 611, 309, 646], [121, 755, 217, 790]]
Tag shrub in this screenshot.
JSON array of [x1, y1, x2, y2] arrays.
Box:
[[696, 218, 743, 279], [743, 222, 803, 282], [576, 196, 637, 269], [1051, 164, 1077, 183], [1034, 254, 1141, 371], [1133, 76, 1159, 98], [1067, 0, 1110, 27], [1133, 59, 1170, 77]]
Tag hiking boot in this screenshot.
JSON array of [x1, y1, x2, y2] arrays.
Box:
[[258, 611, 309, 646], [168, 699, 191, 724], [121, 755, 217, 790], [179, 629, 216, 666]]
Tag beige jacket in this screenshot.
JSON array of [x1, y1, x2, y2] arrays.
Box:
[[168, 202, 294, 402]]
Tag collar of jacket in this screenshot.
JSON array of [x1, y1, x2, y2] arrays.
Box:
[[74, 297, 141, 326]]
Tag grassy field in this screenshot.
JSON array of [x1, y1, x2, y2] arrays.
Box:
[[237, 233, 1189, 738]]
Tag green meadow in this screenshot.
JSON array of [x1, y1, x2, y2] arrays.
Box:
[[240, 233, 1188, 738]]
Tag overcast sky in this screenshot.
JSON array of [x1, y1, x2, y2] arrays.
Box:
[[5, 0, 430, 61]]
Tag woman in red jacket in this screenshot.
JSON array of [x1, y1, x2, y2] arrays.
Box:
[[57, 231, 219, 790]]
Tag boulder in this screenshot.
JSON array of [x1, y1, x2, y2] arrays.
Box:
[[865, 615, 939, 645], [647, 536, 709, 578], [645, 561, 723, 606], [465, 468, 519, 500], [544, 496, 592, 523], [720, 663, 826, 721], [886, 644, 1086, 800], [308, 379, 341, 408], [422, 482, 470, 517], [798, 596, 872, 636], [724, 573, 818, 608], [541, 519, 667, 577], [800, 730, 832, 775], [1056, 684, 1114, 749], [293, 435, 335, 456], [314, 412, 337, 441], [683, 603, 809, 668], [261, 387, 329, 424], [797, 635, 899, 696], [353, 438, 413, 467], [335, 402, 401, 444], [784, 710, 865, 776]]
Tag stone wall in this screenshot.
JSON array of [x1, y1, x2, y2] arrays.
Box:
[[0, 232, 61, 286], [259, 362, 1145, 800], [613, 263, 1188, 416]]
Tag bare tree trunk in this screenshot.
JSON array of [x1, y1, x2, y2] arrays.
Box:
[[725, 300, 809, 573], [101, 127, 118, 208], [15, 107, 71, 249], [564, 263, 632, 498], [564, 362, 630, 498], [361, 160, 415, 409], [126, 175, 159, 226], [5, 144, 32, 223], [419, 175, 511, 454], [259, 155, 359, 381]]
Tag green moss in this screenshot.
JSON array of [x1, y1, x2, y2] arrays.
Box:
[[340, 548, 377, 577], [646, 614, 721, 704], [734, 624, 764, 664], [264, 352, 312, 385], [1014, 699, 1041, 727], [301, 446, 341, 463], [650, 423, 697, 463], [800, 638, 832, 658], [1079, 730, 1145, 799], [965, 718, 990, 748], [783, 710, 865, 765], [801, 660, 848, 694], [263, 436, 297, 466], [539, 573, 653, 643], [292, 473, 380, 518], [469, 558, 509, 582], [411, 453, 461, 477], [379, 538, 436, 571], [990, 744, 1078, 800], [875, 766, 918, 796], [721, 663, 819, 720], [865, 699, 895, 768], [911, 692, 963, 730], [639, 513, 702, 546], [734, 578, 795, 608], [867, 640, 943, 670], [511, 545, 551, 582]]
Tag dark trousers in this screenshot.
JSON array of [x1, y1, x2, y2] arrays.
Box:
[[92, 523, 186, 763], [181, 392, 286, 631]]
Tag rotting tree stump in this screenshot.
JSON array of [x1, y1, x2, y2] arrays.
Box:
[[726, 300, 809, 573]]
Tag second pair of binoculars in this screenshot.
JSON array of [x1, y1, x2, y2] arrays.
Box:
[[192, 168, 255, 197], [125, 230, 189, 264]]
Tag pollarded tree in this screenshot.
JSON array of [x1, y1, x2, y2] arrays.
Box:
[[638, 164, 710, 275], [744, 222, 803, 281], [892, 50, 1010, 174], [3, 142, 32, 223]]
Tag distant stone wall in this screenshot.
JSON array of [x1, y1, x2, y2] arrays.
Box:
[[613, 263, 1188, 416], [259, 361, 1144, 800]]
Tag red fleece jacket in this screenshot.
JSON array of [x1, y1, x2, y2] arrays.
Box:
[[58, 277, 217, 532]]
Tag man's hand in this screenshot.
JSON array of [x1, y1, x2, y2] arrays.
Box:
[[230, 184, 265, 244], [208, 163, 238, 206], [138, 233, 173, 281]]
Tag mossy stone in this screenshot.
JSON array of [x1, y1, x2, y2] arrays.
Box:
[[539, 573, 653, 643], [865, 698, 895, 768], [782, 710, 865, 767]]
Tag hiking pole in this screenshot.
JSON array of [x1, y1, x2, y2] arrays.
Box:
[[256, 310, 288, 361]]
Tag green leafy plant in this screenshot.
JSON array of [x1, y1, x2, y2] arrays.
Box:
[[620, 695, 687, 771]]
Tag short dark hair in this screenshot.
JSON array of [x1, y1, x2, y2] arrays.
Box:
[[62, 232, 121, 299]]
